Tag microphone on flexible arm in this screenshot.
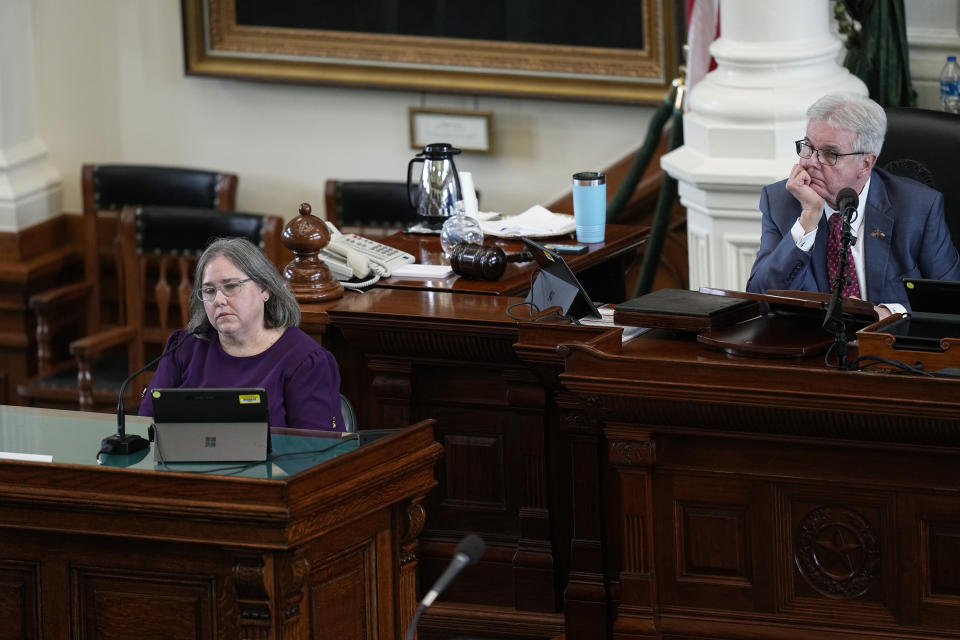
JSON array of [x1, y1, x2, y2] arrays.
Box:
[[99, 330, 199, 456], [822, 187, 859, 369], [403, 533, 485, 640]]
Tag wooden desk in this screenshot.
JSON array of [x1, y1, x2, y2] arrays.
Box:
[[294, 229, 644, 640], [376, 224, 646, 297], [513, 323, 960, 640], [323, 289, 565, 639], [0, 405, 441, 639]]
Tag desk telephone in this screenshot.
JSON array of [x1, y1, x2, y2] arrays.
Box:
[[320, 221, 415, 289]]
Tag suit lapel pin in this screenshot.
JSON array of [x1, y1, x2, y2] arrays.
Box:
[[870, 228, 886, 239]]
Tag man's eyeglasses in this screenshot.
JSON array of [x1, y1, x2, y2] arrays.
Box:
[[795, 140, 865, 167], [197, 278, 253, 302]]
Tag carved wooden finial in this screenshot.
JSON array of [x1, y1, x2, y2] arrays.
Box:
[[280, 202, 343, 302]]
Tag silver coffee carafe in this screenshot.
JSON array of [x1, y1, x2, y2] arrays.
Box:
[[407, 143, 462, 227]]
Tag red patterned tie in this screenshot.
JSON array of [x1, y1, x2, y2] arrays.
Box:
[[826, 213, 860, 298]]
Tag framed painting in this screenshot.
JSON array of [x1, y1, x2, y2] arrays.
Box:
[[181, 0, 679, 103]]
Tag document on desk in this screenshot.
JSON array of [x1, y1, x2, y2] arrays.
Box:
[[578, 306, 650, 343], [480, 205, 576, 238], [0, 451, 53, 462], [389, 264, 454, 278]]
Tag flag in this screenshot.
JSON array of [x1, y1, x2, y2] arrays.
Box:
[[686, 0, 720, 94]]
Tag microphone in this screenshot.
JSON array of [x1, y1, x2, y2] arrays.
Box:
[[99, 330, 198, 456], [835, 187, 858, 218], [836, 187, 859, 244], [403, 534, 485, 640]]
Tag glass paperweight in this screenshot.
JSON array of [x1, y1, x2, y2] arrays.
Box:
[[440, 212, 484, 259]]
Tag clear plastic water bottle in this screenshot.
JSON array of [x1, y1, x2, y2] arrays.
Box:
[[940, 55, 960, 114]]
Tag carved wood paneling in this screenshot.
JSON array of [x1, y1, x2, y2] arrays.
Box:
[[612, 468, 656, 639], [555, 399, 609, 640], [442, 433, 504, 508], [655, 473, 770, 614], [399, 496, 427, 638], [231, 552, 271, 638], [73, 567, 216, 639], [582, 393, 960, 446], [419, 602, 564, 640], [772, 488, 898, 630], [402, 349, 552, 612], [378, 328, 519, 363], [794, 505, 881, 600], [927, 524, 960, 597], [278, 550, 310, 639], [368, 357, 413, 428], [0, 561, 40, 640], [608, 439, 654, 467], [679, 503, 750, 582], [908, 494, 960, 629], [310, 541, 377, 640]]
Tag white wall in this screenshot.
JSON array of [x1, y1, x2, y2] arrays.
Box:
[[29, 1, 959, 224], [30, 1, 655, 220], [906, 0, 960, 108]]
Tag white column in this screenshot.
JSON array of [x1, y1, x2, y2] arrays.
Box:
[[0, 0, 61, 232], [661, 0, 866, 292]]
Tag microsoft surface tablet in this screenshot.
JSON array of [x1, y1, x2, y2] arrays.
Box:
[[150, 388, 269, 463]]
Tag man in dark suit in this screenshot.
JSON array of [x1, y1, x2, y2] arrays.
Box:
[[746, 93, 960, 316]]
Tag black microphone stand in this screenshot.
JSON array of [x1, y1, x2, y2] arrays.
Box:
[[100, 331, 195, 456], [821, 206, 857, 370]]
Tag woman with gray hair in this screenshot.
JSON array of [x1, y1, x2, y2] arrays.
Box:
[[138, 237, 344, 431]]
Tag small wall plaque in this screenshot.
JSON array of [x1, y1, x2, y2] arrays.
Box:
[[409, 107, 493, 154]]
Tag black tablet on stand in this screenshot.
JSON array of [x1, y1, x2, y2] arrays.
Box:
[[521, 237, 601, 320]]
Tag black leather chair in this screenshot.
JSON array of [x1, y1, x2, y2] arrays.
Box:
[[324, 180, 420, 237], [878, 107, 960, 252], [18, 165, 239, 411], [88, 164, 237, 212], [80, 164, 239, 329]]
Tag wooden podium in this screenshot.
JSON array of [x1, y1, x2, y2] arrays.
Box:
[[514, 314, 960, 640], [0, 406, 441, 639]]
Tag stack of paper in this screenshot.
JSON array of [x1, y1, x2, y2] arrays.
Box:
[[389, 264, 454, 278], [579, 304, 650, 343], [479, 205, 575, 238]]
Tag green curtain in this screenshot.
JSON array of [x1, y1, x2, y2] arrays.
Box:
[[837, 0, 917, 107]]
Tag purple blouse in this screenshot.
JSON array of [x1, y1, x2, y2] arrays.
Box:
[[138, 327, 345, 431]]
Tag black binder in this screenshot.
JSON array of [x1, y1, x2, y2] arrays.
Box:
[[614, 288, 760, 331]]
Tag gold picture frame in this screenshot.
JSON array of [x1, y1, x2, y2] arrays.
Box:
[[181, 0, 677, 103]]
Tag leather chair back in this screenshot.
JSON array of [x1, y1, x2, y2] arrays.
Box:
[[85, 164, 238, 214], [134, 206, 274, 257], [324, 180, 420, 236], [878, 107, 960, 252]]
